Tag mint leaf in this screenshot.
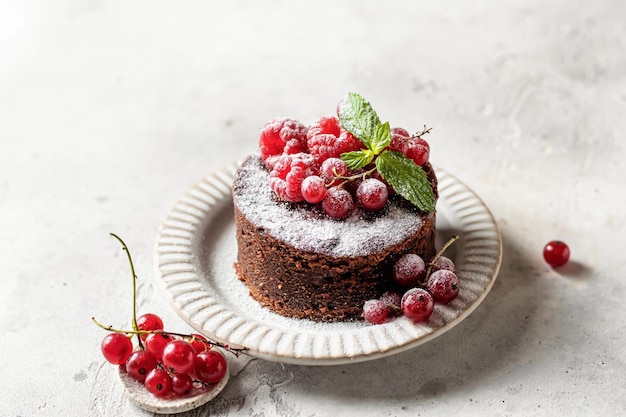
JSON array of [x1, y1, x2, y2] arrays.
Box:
[[338, 92, 380, 150], [341, 150, 375, 170], [370, 121, 391, 154], [375, 151, 435, 212]]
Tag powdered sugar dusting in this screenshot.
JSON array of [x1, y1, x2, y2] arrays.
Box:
[[233, 155, 429, 257]]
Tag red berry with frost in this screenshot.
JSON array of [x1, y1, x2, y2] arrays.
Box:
[[321, 187, 354, 219], [307, 116, 362, 163], [259, 117, 308, 164], [391, 127, 410, 137], [426, 270, 460, 304], [320, 157, 349, 182], [363, 299, 389, 324], [406, 138, 429, 166], [543, 240, 570, 267], [432, 256, 456, 273], [125, 350, 158, 383], [380, 291, 402, 317], [401, 288, 434, 322], [101, 333, 133, 365], [301, 175, 327, 204], [269, 153, 318, 203], [393, 254, 426, 287], [162, 340, 196, 374], [389, 133, 409, 154], [195, 350, 228, 384], [145, 368, 172, 398], [356, 178, 388, 211]]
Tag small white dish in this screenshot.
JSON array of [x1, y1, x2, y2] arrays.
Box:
[[154, 162, 502, 365], [119, 363, 229, 414]]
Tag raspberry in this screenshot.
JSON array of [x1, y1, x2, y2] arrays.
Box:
[[307, 116, 362, 163], [269, 153, 318, 203], [259, 117, 308, 164]]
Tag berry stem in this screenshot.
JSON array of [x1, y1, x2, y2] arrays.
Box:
[[413, 126, 432, 138], [425, 235, 459, 280], [91, 317, 245, 357], [327, 166, 378, 188], [109, 232, 143, 349]]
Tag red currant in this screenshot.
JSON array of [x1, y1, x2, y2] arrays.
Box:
[[136, 313, 164, 340], [321, 187, 354, 219], [320, 157, 349, 181], [426, 270, 459, 304], [195, 350, 228, 384], [406, 138, 429, 166], [362, 299, 389, 324], [144, 332, 174, 361], [543, 240, 570, 267], [162, 340, 196, 374], [145, 368, 172, 398], [125, 350, 158, 383], [356, 178, 388, 211], [301, 175, 327, 204], [401, 288, 434, 322], [171, 373, 194, 396], [393, 254, 426, 287], [432, 255, 456, 273], [101, 333, 133, 365], [189, 334, 211, 354]]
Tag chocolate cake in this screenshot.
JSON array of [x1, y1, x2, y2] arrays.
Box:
[[233, 155, 438, 322]]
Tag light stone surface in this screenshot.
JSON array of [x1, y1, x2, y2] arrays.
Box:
[[1, 1, 625, 416]]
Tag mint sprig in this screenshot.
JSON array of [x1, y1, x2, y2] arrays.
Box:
[[338, 92, 436, 212]]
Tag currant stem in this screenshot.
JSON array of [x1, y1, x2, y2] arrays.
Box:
[[91, 317, 245, 357], [425, 235, 459, 279], [327, 166, 378, 188], [109, 232, 143, 349]]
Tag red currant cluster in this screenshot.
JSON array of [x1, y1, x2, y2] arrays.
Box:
[[259, 114, 431, 219], [363, 237, 460, 325], [98, 313, 229, 398], [95, 234, 241, 401]]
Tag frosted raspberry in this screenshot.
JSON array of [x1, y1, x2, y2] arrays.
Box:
[[259, 117, 308, 165], [306, 116, 362, 163], [269, 153, 318, 203]]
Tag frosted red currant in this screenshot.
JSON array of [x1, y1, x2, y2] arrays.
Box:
[[432, 255, 456, 273], [393, 254, 426, 287], [320, 157, 349, 181], [356, 178, 388, 211], [101, 333, 133, 365], [406, 138, 429, 166], [301, 175, 327, 204], [321, 187, 354, 219], [543, 240, 570, 267], [195, 350, 228, 384], [426, 270, 460, 304], [145, 368, 172, 398], [362, 299, 389, 324], [379, 291, 402, 311], [125, 350, 159, 383], [162, 340, 196, 374], [401, 288, 434, 322]]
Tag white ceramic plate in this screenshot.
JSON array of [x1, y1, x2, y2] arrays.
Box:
[[119, 361, 229, 414], [154, 162, 502, 366]]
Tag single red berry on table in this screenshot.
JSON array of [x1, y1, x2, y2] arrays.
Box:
[[543, 240, 570, 267], [162, 340, 196, 374], [401, 288, 434, 322], [362, 299, 389, 324], [426, 269, 460, 304], [125, 350, 159, 383], [101, 333, 133, 365], [145, 368, 172, 398], [195, 350, 228, 384]]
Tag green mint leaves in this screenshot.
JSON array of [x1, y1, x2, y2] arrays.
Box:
[[338, 92, 435, 212]]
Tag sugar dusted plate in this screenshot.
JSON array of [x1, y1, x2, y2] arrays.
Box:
[[154, 162, 502, 365]]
